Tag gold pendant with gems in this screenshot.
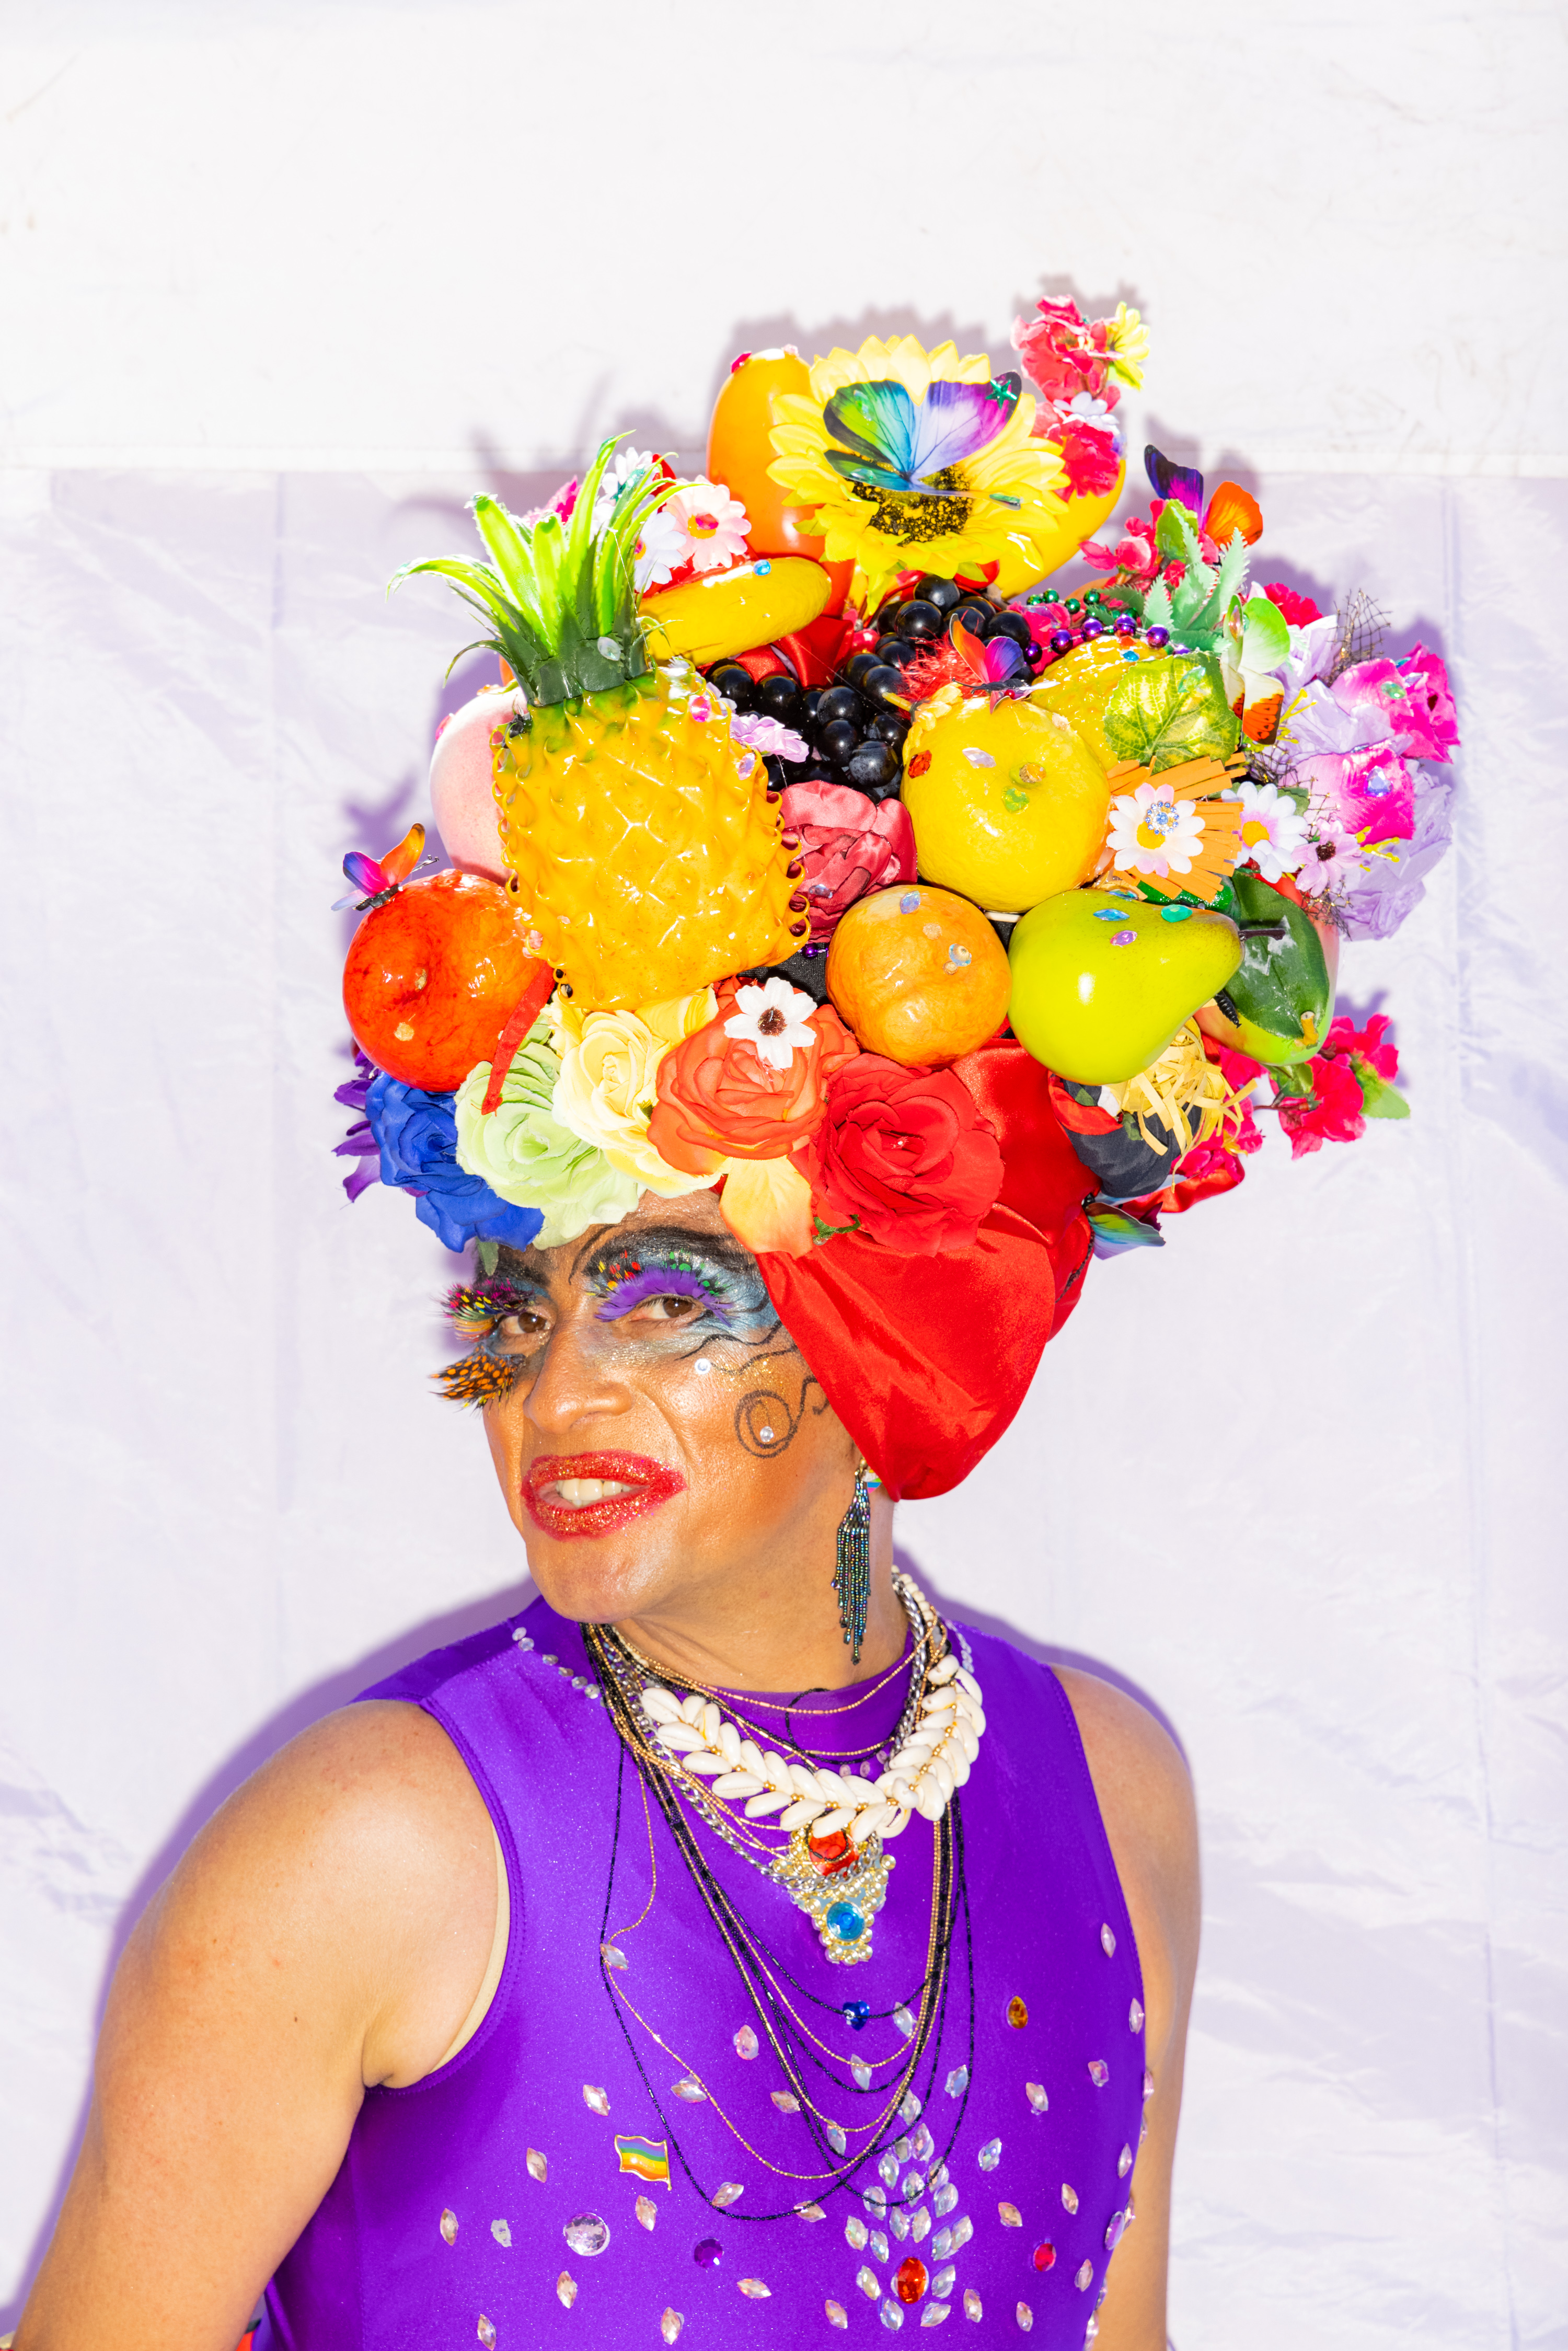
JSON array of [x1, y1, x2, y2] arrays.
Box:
[[770, 1826, 894, 1963]]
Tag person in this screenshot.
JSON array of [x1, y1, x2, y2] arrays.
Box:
[[15, 1185, 1198, 2350], [15, 303, 1451, 2349]]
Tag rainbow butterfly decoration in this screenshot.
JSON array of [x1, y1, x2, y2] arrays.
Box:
[[822, 374, 1024, 500], [332, 821, 429, 912]]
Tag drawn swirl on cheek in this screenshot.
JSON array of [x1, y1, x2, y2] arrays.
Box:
[[734, 1369, 829, 1459]]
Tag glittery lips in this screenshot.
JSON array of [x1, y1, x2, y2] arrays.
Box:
[[523, 1451, 687, 1541]]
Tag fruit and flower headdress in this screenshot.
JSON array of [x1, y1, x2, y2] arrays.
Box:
[[334, 297, 1458, 1498]]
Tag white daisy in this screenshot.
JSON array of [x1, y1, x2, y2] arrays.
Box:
[[1105, 781, 1207, 878], [722, 978, 817, 1071], [1221, 777, 1310, 882]]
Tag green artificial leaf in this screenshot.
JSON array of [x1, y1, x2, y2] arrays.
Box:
[[475, 1240, 500, 1275], [1356, 1067, 1411, 1120], [1102, 652, 1242, 772], [1156, 500, 1202, 563], [1270, 1062, 1315, 1098], [1142, 577, 1174, 632], [1241, 592, 1290, 672]]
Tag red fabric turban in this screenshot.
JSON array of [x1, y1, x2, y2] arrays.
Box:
[[756, 1042, 1097, 1501]]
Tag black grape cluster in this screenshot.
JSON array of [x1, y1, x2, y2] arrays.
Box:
[[706, 574, 1043, 805]]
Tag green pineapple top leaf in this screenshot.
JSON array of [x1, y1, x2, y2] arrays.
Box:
[[390, 436, 674, 705]]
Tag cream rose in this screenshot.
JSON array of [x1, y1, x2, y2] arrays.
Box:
[[550, 990, 720, 1197]]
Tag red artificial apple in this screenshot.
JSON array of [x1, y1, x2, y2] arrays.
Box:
[[343, 868, 548, 1092]]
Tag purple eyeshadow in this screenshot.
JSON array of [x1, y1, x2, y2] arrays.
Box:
[[596, 1260, 732, 1323]]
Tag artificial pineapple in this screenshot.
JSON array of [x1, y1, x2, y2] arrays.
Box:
[[395, 438, 801, 1012]]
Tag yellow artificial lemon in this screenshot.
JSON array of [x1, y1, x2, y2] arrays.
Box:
[[826, 884, 1011, 1066], [900, 686, 1110, 914], [1008, 889, 1243, 1084], [639, 556, 832, 666], [988, 465, 1126, 598], [1028, 633, 1165, 770]]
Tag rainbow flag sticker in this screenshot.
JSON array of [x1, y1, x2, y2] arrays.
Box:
[[615, 2134, 671, 2188]]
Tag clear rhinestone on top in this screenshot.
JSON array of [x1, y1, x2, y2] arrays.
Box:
[[1062, 2183, 1079, 2215], [880, 2152, 901, 2187], [636, 2197, 658, 2231], [932, 2183, 958, 2217], [440, 2208, 457, 2245], [932, 2264, 956, 2298], [880, 2306, 905, 2333], [827, 2303, 849, 2331], [1016, 2306, 1033, 2333], [563, 2213, 609, 2257], [1027, 2083, 1049, 2114], [913, 2125, 935, 2162], [1075, 2260, 1094, 2290], [920, 2310, 951, 2330], [713, 2183, 744, 2209], [1100, 1924, 1116, 1956], [491, 2218, 511, 2247], [944, 2067, 970, 2098], [734, 2026, 759, 2059], [963, 2290, 983, 2321], [912, 2208, 931, 2243], [890, 2206, 910, 2242], [902, 2172, 926, 2201], [773, 2090, 800, 2113], [870, 2231, 890, 2264], [1129, 1998, 1144, 2033], [660, 2311, 684, 2345], [1118, 2145, 1133, 2179], [847, 2215, 869, 2251], [978, 2139, 1002, 2171], [526, 2149, 547, 2183], [853, 2060, 873, 2091], [478, 2319, 495, 2348], [901, 2093, 923, 2124], [582, 2084, 610, 2116]]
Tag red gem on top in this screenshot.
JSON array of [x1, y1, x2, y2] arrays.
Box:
[[893, 2256, 929, 2304]]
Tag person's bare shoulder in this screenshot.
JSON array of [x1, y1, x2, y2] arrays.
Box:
[[1053, 1665, 1200, 1965], [1050, 1667, 1200, 2350], [15, 1699, 500, 2351]]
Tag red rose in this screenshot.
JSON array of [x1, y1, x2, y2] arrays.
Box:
[[795, 1056, 1004, 1255], [778, 782, 916, 945], [649, 978, 859, 1176]]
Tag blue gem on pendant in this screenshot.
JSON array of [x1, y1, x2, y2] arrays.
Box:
[[826, 1901, 867, 1944], [843, 1999, 872, 2030]]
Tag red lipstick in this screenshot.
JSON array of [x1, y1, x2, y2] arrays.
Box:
[[524, 1451, 686, 1541]]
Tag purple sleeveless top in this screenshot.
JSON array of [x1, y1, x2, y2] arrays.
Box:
[[263, 1596, 1145, 2348]]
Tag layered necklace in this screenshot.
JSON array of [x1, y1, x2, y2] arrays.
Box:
[[581, 1576, 987, 2218], [587, 1574, 987, 1964]]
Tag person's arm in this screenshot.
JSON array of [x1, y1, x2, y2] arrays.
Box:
[[16, 1700, 499, 2351], [1055, 1666, 1202, 2351]]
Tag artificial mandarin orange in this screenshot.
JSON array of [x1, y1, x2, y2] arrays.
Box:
[[342, 869, 548, 1091], [825, 884, 1010, 1066]]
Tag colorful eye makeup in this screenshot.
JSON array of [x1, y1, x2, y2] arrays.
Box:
[[594, 1252, 733, 1323]]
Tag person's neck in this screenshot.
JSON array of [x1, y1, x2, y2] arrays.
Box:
[[610, 1504, 906, 1693]]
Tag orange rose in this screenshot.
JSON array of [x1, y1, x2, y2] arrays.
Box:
[[649, 977, 860, 1176]]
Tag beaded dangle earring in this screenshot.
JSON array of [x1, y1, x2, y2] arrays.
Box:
[[833, 1461, 875, 1665]]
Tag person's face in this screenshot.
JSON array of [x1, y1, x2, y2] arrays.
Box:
[[467, 1190, 860, 1631]]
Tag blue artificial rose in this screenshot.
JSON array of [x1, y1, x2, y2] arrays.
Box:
[[365, 1072, 543, 1255]]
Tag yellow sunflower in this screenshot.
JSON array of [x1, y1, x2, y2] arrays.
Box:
[[766, 336, 1070, 612]]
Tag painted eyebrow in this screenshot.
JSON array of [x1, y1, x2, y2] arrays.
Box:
[[580, 1225, 757, 1289]]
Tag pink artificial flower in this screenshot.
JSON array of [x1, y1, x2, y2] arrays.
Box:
[[1082, 511, 1161, 584], [1337, 743, 1416, 846], [777, 782, 916, 946], [1264, 582, 1322, 626], [518, 476, 580, 527], [1276, 1053, 1367, 1157], [1048, 412, 1124, 498], [1397, 643, 1459, 762], [1012, 297, 1110, 405], [1323, 1012, 1399, 1083]]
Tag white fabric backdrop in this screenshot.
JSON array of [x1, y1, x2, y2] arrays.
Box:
[[2, 3, 1564, 2341]]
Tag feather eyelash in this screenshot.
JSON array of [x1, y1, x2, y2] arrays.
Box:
[[435, 1353, 523, 1408]]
